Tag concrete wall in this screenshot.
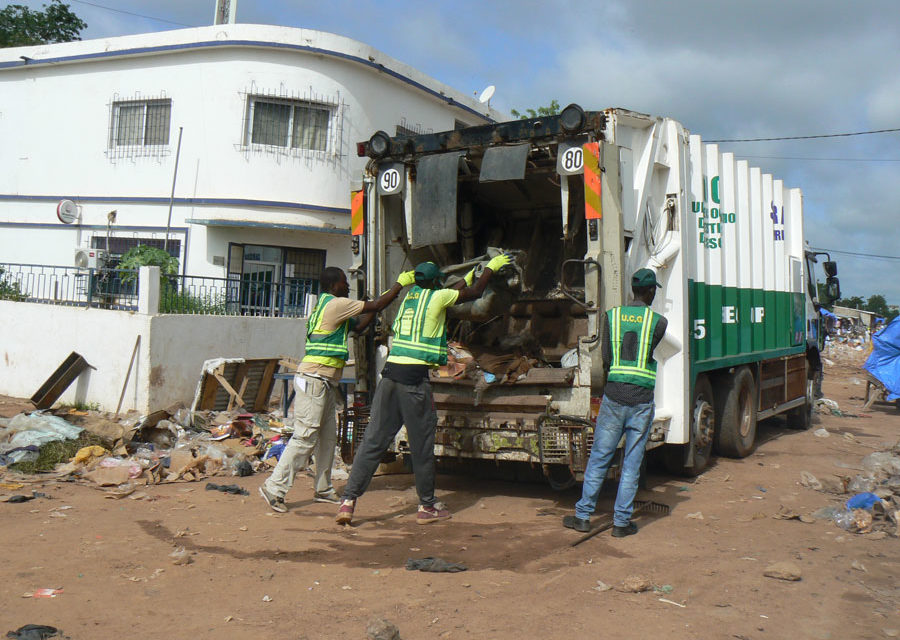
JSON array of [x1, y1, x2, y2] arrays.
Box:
[[0, 299, 308, 413]]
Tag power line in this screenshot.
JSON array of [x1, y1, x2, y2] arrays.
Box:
[[812, 247, 900, 261], [737, 155, 900, 162], [70, 0, 196, 28], [708, 127, 900, 143]]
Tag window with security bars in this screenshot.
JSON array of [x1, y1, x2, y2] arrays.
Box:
[[110, 99, 172, 148], [91, 236, 181, 266], [247, 97, 330, 151]]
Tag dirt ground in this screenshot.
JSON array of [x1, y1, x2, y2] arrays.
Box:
[[2, 348, 899, 640]]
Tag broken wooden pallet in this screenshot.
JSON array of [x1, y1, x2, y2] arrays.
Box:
[[191, 357, 281, 413]]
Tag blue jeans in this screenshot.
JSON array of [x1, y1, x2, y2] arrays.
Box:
[[575, 395, 654, 526]]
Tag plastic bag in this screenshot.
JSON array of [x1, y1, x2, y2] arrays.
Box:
[[832, 508, 856, 530], [861, 451, 900, 478], [847, 474, 876, 493], [2, 412, 83, 452]]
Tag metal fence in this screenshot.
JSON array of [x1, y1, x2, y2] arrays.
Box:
[[0, 263, 318, 317], [160, 274, 316, 317], [0, 263, 139, 310]]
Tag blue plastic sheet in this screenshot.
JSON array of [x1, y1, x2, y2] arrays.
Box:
[[863, 316, 900, 401]]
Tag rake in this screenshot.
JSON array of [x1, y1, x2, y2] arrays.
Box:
[[570, 500, 671, 547]]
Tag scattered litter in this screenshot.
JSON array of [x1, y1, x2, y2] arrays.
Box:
[[366, 617, 401, 640], [851, 560, 868, 573], [169, 547, 193, 566], [814, 428, 830, 438], [800, 471, 822, 491], [406, 557, 467, 573], [763, 562, 802, 581], [658, 598, 686, 608], [22, 588, 63, 598], [4, 624, 62, 639], [654, 584, 674, 594], [846, 492, 882, 510], [593, 580, 613, 592], [685, 512, 704, 520], [204, 482, 248, 495], [261, 595, 273, 602]]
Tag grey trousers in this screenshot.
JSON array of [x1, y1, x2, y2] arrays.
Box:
[[342, 377, 438, 507]]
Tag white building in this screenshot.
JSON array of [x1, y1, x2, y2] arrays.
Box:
[[0, 24, 502, 313]]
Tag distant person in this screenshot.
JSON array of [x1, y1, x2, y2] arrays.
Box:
[[259, 266, 414, 513], [563, 268, 668, 538], [336, 255, 512, 526]]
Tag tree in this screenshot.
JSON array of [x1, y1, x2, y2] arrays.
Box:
[[510, 100, 560, 120], [0, 0, 87, 48], [835, 295, 865, 309], [118, 245, 179, 276]]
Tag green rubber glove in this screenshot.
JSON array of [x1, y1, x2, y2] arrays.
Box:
[[463, 267, 477, 286], [396, 270, 416, 287], [485, 253, 513, 272]]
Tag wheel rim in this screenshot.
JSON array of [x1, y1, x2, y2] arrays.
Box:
[[738, 383, 753, 438], [693, 396, 714, 451]]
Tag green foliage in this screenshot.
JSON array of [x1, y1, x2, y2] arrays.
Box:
[[160, 286, 227, 315], [9, 432, 106, 474], [510, 99, 561, 120], [833, 292, 899, 322], [0, 266, 26, 301], [118, 245, 179, 275], [0, 0, 86, 48]]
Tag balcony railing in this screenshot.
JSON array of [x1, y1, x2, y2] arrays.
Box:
[[0, 263, 139, 310]]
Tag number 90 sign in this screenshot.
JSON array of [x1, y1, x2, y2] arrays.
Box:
[[377, 164, 405, 195], [556, 140, 586, 176]]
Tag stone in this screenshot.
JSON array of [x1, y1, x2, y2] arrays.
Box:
[[799, 471, 822, 491], [763, 562, 802, 581], [617, 575, 653, 593], [367, 617, 401, 640], [818, 475, 849, 495]]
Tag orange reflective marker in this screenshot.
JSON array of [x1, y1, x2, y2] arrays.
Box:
[[351, 190, 364, 235], [584, 142, 602, 220]]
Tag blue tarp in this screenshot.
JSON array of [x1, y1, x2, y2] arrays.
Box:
[[863, 316, 900, 401], [820, 307, 837, 319]]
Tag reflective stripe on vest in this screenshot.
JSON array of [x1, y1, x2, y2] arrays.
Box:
[[388, 287, 448, 365], [607, 305, 659, 388], [303, 293, 350, 362]]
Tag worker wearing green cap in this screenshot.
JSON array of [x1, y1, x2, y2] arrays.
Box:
[[563, 267, 668, 537], [337, 254, 513, 525]]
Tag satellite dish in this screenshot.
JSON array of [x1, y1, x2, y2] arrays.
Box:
[[478, 85, 496, 104], [57, 199, 79, 224]]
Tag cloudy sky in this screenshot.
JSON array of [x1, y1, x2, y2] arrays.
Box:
[[17, 0, 900, 305]]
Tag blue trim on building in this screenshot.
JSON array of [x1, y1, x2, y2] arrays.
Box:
[[0, 221, 188, 232], [0, 194, 350, 215], [1, 39, 494, 123], [186, 218, 349, 235]]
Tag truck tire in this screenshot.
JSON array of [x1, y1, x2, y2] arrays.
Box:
[[665, 374, 715, 476], [786, 378, 814, 430], [714, 367, 758, 458]]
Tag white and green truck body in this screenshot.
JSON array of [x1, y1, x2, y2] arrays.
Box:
[[345, 105, 837, 482]]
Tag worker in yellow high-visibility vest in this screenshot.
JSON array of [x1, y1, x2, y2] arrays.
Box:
[[336, 254, 512, 526], [259, 266, 412, 513], [563, 268, 668, 538]]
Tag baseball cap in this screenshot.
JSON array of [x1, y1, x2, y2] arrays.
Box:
[[415, 261, 446, 281], [632, 268, 661, 288]]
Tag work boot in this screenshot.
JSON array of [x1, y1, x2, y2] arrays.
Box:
[[258, 485, 287, 513], [562, 515, 590, 533], [335, 498, 355, 525], [611, 522, 638, 537], [416, 501, 451, 525]]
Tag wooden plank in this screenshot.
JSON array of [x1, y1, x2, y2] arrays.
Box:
[[254, 359, 279, 411], [214, 372, 245, 409], [198, 365, 223, 410], [227, 362, 251, 411]]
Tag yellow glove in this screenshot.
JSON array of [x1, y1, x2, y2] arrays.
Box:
[[485, 253, 513, 272], [396, 270, 416, 287], [463, 267, 477, 286]]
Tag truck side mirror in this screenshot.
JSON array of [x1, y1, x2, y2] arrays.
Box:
[[825, 276, 840, 303], [824, 261, 838, 277]]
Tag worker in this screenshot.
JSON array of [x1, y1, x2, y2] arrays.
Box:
[[563, 268, 668, 537], [336, 254, 512, 525], [259, 266, 414, 513]]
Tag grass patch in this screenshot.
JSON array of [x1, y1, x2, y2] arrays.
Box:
[[9, 432, 108, 474], [60, 401, 101, 412]]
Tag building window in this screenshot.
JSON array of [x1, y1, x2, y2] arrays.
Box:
[[247, 97, 330, 151], [91, 236, 181, 267], [227, 243, 325, 317], [112, 99, 171, 147]]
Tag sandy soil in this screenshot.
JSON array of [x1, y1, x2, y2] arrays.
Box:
[[1, 347, 899, 640]]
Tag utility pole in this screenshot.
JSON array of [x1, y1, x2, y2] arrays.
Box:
[[214, 0, 237, 24]]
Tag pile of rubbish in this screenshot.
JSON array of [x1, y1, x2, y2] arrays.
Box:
[[801, 440, 900, 536], [0, 403, 309, 488]]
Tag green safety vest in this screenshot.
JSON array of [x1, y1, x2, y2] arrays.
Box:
[[607, 305, 662, 388], [303, 293, 350, 367], [389, 287, 448, 365]]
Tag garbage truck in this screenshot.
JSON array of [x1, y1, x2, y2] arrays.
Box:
[[341, 104, 840, 484]]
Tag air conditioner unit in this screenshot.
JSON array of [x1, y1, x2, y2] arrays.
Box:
[[74, 248, 106, 269]]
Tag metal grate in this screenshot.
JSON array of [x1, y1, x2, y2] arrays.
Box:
[[106, 93, 172, 161], [238, 83, 346, 160], [0, 263, 138, 310], [538, 415, 594, 471], [338, 406, 370, 463]]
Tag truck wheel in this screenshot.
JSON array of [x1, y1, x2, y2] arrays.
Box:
[[665, 374, 715, 476], [714, 367, 758, 458], [545, 465, 577, 491], [786, 378, 814, 430]]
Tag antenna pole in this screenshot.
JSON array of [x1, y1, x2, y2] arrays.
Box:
[[164, 127, 183, 255]]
